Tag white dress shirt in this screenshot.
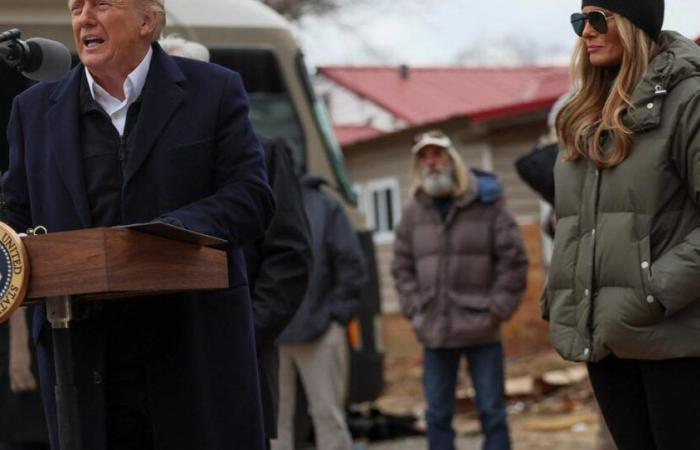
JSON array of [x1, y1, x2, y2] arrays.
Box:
[[85, 47, 153, 137]]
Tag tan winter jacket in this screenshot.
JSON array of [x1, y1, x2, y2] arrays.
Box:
[[392, 171, 529, 348]]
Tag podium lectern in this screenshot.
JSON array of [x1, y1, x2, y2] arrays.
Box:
[[8, 226, 229, 450]]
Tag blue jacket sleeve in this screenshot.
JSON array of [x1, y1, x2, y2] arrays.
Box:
[[325, 200, 367, 325]]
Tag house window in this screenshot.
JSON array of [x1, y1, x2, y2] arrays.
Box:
[[361, 178, 401, 244]]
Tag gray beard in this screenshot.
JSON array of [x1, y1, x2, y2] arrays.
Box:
[[422, 172, 455, 197]]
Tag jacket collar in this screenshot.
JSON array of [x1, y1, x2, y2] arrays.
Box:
[[122, 43, 185, 185], [47, 64, 92, 227]]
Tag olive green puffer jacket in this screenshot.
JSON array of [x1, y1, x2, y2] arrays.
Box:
[[542, 32, 700, 362]]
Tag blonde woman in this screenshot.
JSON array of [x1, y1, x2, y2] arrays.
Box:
[[542, 1, 700, 449]]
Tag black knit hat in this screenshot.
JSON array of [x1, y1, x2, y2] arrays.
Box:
[[581, 0, 664, 41]]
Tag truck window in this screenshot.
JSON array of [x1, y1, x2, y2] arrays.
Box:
[[209, 47, 307, 174]]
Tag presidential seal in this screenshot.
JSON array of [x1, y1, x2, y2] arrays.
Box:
[[0, 222, 29, 323]]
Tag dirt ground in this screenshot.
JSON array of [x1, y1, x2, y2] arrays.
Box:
[[365, 425, 599, 450], [357, 350, 604, 450]]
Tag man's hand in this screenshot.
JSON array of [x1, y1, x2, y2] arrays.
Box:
[[9, 308, 37, 393]]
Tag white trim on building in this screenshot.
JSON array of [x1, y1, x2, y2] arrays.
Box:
[[355, 177, 402, 245], [479, 142, 494, 172]]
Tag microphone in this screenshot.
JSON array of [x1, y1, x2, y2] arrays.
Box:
[[19, 38, 73, 82], [0, 28, 21, 43], [1, 31, 72, 83]]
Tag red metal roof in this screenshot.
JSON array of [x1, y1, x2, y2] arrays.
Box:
[[333, 125, 384, 147], [319, 66, 570, 130]]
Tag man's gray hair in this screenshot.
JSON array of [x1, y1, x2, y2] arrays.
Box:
[[159, 34, 210, 63]]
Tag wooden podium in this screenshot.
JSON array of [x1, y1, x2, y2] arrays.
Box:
[[16, 226, 229, 450], [24, 226, 228, 301]]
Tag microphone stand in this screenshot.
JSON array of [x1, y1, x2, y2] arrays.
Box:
[[1, 30, 32, 72], [0, 40, 21, 68], [46, 296, 84, 450], [0, 28, 20, 44], [0, 46, 12, 59], [0, 28, 21, 65], [3, 28, 84, 449]]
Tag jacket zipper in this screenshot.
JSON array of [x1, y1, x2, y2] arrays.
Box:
[[586, 167, 601, 361], [434, 204, 452, 345], [437, 227, 450, 341], [118, 134, 127, 222], [118, 135, 127, 173]]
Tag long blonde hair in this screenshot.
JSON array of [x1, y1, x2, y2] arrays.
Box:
[[556, 14, 657, 169]]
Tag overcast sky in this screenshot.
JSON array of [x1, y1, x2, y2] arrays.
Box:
[[296, 0, 700, 67]]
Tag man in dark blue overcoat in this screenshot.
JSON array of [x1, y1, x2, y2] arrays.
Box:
[[1, 0, 275, 449]]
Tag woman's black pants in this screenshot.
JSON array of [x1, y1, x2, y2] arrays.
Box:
[[588, 355, 700, 450]]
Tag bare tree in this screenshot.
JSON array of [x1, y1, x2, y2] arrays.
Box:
[[261, 0, 339, 21]]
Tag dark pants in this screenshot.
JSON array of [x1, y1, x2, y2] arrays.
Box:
[[423, 343, 511, 450], [103, 304, 153, 450], [588, 355, 700, 450], [104, 375, 152, 450]]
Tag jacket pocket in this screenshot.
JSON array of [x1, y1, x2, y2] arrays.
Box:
[[446, 291, 494, 339], [410, 288, 435, 336], [447, 290, 490, 312], [635, 235, 665, 324], [164, 138, 213, 159], [415, 287, 436, 312]]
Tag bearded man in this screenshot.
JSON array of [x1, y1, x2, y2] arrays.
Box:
[[2, 0, 275, 449], [391, 130, 528, 450]]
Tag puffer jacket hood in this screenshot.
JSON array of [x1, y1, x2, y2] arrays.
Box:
[[543, 31, 700, 363], [472, 168, 503, 204], [624, 31, 700, 132]]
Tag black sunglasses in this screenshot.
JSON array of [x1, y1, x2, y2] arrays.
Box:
[[570, 10, 614, 36]]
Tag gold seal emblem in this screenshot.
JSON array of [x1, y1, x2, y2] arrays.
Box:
[[0, 222, 29, 323]]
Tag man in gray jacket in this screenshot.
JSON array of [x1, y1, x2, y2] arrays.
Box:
[[392, 130, 528, 450], [272, 175, 367, 450]]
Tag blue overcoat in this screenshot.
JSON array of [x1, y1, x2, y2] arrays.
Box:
[[2, 44, 274, 450]]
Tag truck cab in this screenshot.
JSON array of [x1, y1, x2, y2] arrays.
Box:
[[0, 0, 356, 205]]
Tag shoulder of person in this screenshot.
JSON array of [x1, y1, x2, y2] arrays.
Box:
[[670, 76, 700, 104], [13, 70, 68, 107], [654, 33, 700, 106], [260, 137, 294, 165], [171, 54, 243, 88], [402, 197, 421, 215], [471, 168, 503, 204], [396, 197, 424, 230]]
